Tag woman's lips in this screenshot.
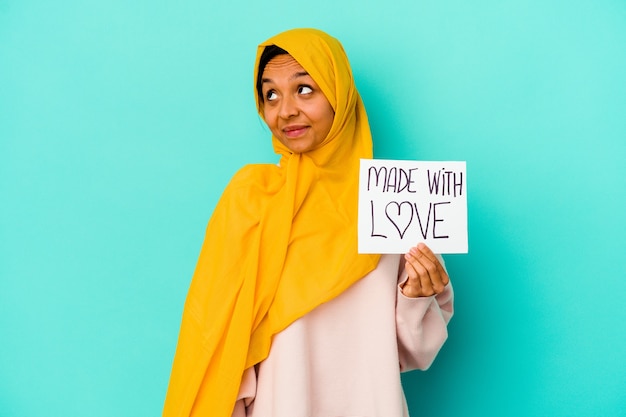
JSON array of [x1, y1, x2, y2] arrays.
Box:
[[283, 125, 309, 138]]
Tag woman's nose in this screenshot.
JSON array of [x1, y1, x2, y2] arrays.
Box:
[[278, 95, 299, 119]]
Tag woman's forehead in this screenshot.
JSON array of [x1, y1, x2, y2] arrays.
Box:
[[262, 54, 307, 78]]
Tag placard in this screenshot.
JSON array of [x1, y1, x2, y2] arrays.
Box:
[[358, 159, 467, 254]]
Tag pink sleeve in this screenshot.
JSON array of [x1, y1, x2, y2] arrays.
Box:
[[395, 255, 454, 372], [231, 367, 257, 417]]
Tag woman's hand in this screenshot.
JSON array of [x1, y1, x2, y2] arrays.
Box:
[[401, 243, 450, 298]]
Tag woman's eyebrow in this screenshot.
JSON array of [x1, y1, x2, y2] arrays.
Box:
[[262, 71, 310, 84], [291, 71, 310, 80]]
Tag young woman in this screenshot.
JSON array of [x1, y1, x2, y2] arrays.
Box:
[[163, 28, 453, 417]]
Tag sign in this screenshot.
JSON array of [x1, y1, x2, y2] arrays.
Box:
[[358, 159, 467, 254]]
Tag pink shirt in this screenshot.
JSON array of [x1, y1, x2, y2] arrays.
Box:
[[232, 253, 454, 417]]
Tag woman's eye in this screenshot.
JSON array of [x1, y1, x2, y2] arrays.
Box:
[[298, 86, 313, 95], [266, 90, 278, 101]]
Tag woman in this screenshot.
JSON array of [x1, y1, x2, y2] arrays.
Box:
[[163, 28, 453, 417]]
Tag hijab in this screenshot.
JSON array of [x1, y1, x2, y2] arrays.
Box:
[[163, 28, 381, 416]]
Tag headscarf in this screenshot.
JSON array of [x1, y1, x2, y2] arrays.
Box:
[[163, 28, 381, 416]]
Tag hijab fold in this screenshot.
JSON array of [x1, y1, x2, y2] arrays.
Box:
[[163, 28, 380, 417]]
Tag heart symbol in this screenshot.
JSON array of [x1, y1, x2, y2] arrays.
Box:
[[385, 201, 413, 239]]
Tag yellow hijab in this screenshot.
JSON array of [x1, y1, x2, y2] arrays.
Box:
[[163, 28, 381, 416]]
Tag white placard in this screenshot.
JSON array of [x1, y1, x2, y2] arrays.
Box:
[[358, 159, 468, 254]]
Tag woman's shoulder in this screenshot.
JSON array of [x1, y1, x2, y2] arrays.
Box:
[[219, 163, 283, 205], [226, 163, 282, 190]]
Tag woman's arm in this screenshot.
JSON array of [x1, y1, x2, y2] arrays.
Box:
[[395, 246, 454, 371]]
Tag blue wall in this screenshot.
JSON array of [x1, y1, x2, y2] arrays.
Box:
[[1, 1, 624, 416]]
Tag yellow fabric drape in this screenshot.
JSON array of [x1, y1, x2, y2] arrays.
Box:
[[163, 28, 381, 416]]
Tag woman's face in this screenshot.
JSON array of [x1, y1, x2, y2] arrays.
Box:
[[260, 54, 335, 154]]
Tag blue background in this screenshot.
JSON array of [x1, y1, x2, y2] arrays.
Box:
[[1, 1, 624, 416]]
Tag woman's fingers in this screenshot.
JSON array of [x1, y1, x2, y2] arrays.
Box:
[[413, 244, 449, 288], [402, 260, 422, 297], [404, 255, 434, 297], [403, 243, 449, 297]]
